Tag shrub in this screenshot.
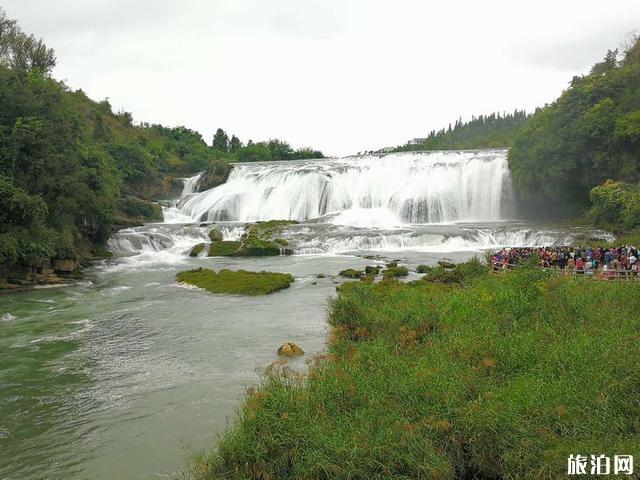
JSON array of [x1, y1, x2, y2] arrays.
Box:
[[588, 180, 640, 231]]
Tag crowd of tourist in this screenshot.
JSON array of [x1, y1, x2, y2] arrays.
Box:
[[491, 245, 640, 278]]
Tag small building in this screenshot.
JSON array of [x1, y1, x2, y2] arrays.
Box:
[[407, 138, 427, 145]]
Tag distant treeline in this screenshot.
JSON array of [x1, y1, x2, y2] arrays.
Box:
[[394, 110, 531, 152], [209, 128, 323, 163]]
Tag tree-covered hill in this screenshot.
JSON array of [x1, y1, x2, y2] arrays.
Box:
[[0, 9, 323, 280], [508, 36, 640, 218], [395, 110, 530, 152]]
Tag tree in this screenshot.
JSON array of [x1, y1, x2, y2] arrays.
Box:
[[212, 128, 229, 152], [508, 36, 640, 216], [230, 134, 242, 153], [0, 8, 56, 74]]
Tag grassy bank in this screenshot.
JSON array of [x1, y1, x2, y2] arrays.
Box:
[[186, 261, 640, 479], [176, 268, 294, 295]]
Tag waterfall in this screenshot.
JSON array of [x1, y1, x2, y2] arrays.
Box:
[[181, 172, 203, 197], [162, 173, 205, 223], [106, 149, 614, 263], [176, 150, 512, 226]]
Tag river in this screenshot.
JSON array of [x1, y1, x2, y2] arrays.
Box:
[[0, 150, 612, 479]]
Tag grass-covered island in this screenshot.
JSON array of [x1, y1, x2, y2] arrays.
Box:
[[176, 268, 294, 295], [186, 259, 640, 479]]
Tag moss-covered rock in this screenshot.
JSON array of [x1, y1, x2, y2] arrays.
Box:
[[236, 238, 282, 256], [208, 241, 242, 256], [244, 220, 298, 239], [208, 228, 224, 242], [383, 266, 409, 279], [274, 238, 289, 246], [176, 268, 294, 295], [190, 243, 206, 257], [339, 269, 363, 279], [365, 265, 382, 275]]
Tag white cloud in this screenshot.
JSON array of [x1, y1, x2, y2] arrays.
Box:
[[3, 0, 640, 155]]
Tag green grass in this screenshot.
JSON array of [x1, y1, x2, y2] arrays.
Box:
[[185, 260, 640, 479], [421, 257, 486, 284], [176, 268, 294, 295]]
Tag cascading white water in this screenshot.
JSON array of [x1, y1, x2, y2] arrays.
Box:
[[177, 150, 512, 225], [181, 172, 203, 197], [162, 173, 205, 224], [105, 150, 614, 262]]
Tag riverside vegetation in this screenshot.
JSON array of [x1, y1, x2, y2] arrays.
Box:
[[186, 258, 640, 479]]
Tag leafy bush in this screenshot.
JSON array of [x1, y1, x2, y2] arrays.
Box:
[[587, 180, 640, 231]]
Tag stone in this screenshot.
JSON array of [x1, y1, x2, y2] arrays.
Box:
[[208, 228, 224, 242], [277, 342, 305, 357]]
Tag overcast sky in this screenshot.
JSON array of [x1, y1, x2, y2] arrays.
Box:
[[3, 1, 640, 156]]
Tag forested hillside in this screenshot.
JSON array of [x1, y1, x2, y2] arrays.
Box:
[[509, 36, 640, 223], [395, 110, 530, 152], [0, 9, 323, 282]]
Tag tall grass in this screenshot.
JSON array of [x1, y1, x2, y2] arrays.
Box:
[[186, 262, 640, 479]]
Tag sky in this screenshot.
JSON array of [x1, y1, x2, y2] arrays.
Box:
[[2, 0, 640, 156]]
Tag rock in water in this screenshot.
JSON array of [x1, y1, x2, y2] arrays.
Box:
[[277, 342, 304, 357], [208, 228, 223, 242]]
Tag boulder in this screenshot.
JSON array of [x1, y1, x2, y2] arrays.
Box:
[[277, 342, 305, 357]]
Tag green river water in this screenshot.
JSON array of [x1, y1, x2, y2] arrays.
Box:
[[1, 250, 472, 480]]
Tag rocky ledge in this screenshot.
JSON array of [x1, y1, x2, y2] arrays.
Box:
[[0, 258, 79, 290]]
